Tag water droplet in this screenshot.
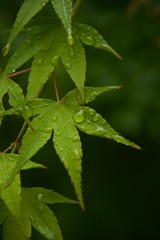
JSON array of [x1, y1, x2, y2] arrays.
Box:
[[59, 147, 64, 152], [76, 167, 81, 173], [80, 33, 95, 46], [44, 127, 52, 133], [52, 115, 57, 122], [12, 69, 16, 73], [88, 108, 95, 116], [67, 119, 71, 123], [29, 215, 35, 223], [65, 62, 72, 70], [42, 134, 47, 138], [38, 193, 43, 200], [24, 105, 32, 117], [93, 114, 99, 122], [55, 130, 61, 136], [73, 109, 85, 123], [93, 29, 98, 35], [62, 158, 69, 169], [72, 135, 80, 142], [2, 44, 9, 56], [79, 126, 86, 131], [73, 149, 82, 160], [41, 2, 46, 7], [51, 56, 58, 65], [55, 141, 59, 146], [68, 35, 74, 46], [35, 59, 42, 66], [38, 204, 45, 212], [68, 51, 74, 58]]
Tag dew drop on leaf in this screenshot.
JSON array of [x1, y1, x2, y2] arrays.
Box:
[[68, 35, 74, 46], [55, 130, 61, 136], [79, 126, 86, 131], [41, 2, 46, 7], [55, 141, 59, 146], [88, 108, 95, 116], [72, 135, 80, 142], [29, 215, 35, 223], [52, 115, 57, 122], [65, 62, 72, 70], [73, 149, 82, 160], [35, 59, 43, 66], [51, 56, 58, 66], [62, 157, 69, 170], [44, 127, 52, 133], [59, 147, 64, 152], [38, 204, 45, 212], [73, 109, 85, 123], [93, 114, 99, 122], [42, 134, 48, 138], [80, 33, 95, 46], [76, 167, 81, 173]]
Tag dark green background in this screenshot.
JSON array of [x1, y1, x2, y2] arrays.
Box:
[[0, 0, 160, 239]]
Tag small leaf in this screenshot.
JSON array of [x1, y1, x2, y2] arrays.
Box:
[[0, 198, 7, 225], [22, 188, 63, 240], [51, 0, 73, 44], [3, 214, 29, 240], [73, 106, 141, 149], [61, 38, 86, 97], [22, 187, 77, 204], [26, 27, 62, 100], [0, 154, 21, 220], [3, 0, 50, 55], [53, 104, 84, 208], [63, 86, 121, 105], [75, 23, 122, 59]]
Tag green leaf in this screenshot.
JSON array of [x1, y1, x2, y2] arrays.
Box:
[[73, 106, 141, 149], [3, 0, 50, 55], [53, 104, 83, 208], [63, 86, 121, 105], [75, 23, 122, 59], [61, 38, 86, 97], [3, 214, 29, 240], [0, 198, 7, 225], [22, 188, 63, 240], [26, 26, 86, 100], [26, 27, 62, 100], [21, 187, 77, 204], [51, 0, 73, 45], [0, 154, 21, 220], [0, 77, 8, 125]]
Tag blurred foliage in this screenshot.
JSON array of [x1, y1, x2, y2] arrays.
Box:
[[0, 0, 160, 239]]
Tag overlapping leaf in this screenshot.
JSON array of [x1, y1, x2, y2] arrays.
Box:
[[0, 154, 21, 220], [4, 18, 121, 100], [0, 76, 32, 125], [3, 0, 50, 56], [51, 0, 73, 44], [0, 187, 76, 240], [6, 86, 140, 209]]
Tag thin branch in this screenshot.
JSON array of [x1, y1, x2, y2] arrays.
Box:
[[52, 73, 60, 102], [72, 0, 83, 20], [11, 122, 28, 154], [5, 68, 31, 79]]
